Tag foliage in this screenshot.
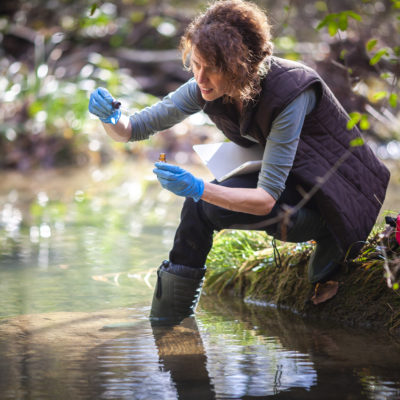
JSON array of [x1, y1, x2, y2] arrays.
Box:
[[0, 0, 195, 168], [316, 10, 362, 37], [0, 0, 400, 168], [270, 0, 400, 142], [314, 1, 400, 137]]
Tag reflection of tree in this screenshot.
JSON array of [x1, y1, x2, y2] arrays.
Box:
[[273, 364, 283, 395], [198, 295, 400, 399]]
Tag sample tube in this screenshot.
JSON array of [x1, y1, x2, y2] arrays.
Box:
[[112, 100, 121, 109]]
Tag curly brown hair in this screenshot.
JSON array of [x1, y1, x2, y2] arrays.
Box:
[[180, 0, 273, 103]]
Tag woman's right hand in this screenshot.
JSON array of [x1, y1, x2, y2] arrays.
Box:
[[89, 87, 121, 125]]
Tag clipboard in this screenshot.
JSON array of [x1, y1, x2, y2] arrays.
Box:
[[193, 141, 263, 182]]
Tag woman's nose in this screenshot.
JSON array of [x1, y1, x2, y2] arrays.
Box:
[[196, 68, 207, 84]]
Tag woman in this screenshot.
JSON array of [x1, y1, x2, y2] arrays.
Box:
[[89, 0, 390, 325]]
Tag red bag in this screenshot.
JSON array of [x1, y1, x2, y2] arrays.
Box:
[[385, 214, 400, 245]]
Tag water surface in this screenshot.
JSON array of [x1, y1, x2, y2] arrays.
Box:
[[0, 163, 399, 400]]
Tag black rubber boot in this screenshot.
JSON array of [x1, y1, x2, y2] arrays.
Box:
[[150, 260, 206, 326]]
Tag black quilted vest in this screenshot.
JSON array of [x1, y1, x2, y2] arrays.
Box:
[[198, 57, 390, 257]]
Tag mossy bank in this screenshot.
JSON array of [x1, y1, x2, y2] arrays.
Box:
[[204, 228, 400, 335]]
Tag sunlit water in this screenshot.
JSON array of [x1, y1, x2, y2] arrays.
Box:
[[0, 162, 400, 400]]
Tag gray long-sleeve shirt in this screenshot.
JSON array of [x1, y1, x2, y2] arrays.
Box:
[[129, 78, 316, 200]]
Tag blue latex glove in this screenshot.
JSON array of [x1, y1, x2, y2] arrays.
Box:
[[88, 87, 121, 125], [153, 162, 204, 202]]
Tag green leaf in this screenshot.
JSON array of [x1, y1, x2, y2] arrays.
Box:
[[328, 20, 339, 36], [317, 11, 361, 36], [389, 93, 398, 108], [347, 113, 369, 131], [392, 0, 400, 9], [90, 3, 98, 16], [372, 91, 387, 101], [340, 49, 348, 60], [360, 114, 370, 130], [349, 111, 361, 120], [370, 48, 389, 65], [316, 15, 330, 30], [350, 137, 364, 147], [393, 282, 399, 290], [366, 39, 378, 52], [338, 13, 348, 31], [344, 10, 362, 21], [347, 112, 361, 130]]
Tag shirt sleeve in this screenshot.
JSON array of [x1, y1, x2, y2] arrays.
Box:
[[129, 78, 202, 142], [257, 88, 317, 200]]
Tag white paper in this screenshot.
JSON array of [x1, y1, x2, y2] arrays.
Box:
[[193, 142, 263, 182]]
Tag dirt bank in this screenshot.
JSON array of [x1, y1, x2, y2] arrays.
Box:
[[204, 229, 400, 335]]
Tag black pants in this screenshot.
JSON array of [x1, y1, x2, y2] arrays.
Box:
[[169, 172, 343, 283], [169, 173, 305, 266]]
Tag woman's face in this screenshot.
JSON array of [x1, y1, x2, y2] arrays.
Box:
[[191, 48, 228, 102]]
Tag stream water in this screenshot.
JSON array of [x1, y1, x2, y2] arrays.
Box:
[[0, 162, 400, 400]]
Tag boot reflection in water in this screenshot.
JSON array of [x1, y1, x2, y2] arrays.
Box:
[[151, 317, 216, 399], [150, 260, 206, 326]]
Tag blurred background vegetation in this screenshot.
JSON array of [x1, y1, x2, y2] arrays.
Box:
[[0, 0, 399, 170]]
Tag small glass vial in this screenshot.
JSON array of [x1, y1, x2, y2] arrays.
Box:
[[159, 153, 167, 162], [111, 100, 121, 109]]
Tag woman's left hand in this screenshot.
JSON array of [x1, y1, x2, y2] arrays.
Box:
[[153, 162, 204, 202]]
